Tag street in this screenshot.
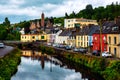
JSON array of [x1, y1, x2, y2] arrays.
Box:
[[0, 46, 14, 58]]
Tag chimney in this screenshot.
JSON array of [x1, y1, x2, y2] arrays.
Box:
[[114, 16, 120, 24]]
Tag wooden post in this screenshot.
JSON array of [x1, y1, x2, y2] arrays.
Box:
[[99, 20, 102, 57]]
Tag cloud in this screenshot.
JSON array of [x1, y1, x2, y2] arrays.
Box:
[[64, 73, 82, 80], [8, 0, 25, 5], [0, 0, 119, 23]]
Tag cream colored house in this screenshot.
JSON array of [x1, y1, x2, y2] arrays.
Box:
[[64, 18, 98, 29], [76, 35, 88, 48], [21, 34, 47, 42], [107, 34, 120, 58]]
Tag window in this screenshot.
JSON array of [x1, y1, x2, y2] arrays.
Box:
[[104, 46, 107, 51], [81, 36, 83, 40], [68, 20, 70, 22], [81, 42, 82, 46], [114, 37, 116, 44], [114, 48, 116, 57], [87, 37, 88, 41], [109, 37, 111, 44], [32, 36, 35, 39], [109, 47, 111, 53], [41, 36, 44, 39], [78, 42, 80, 46]]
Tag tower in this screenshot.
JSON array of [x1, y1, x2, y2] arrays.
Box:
[[41, 12, 44, 27]]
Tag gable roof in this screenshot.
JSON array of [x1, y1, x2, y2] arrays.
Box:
[[59, 29, 72, 36]]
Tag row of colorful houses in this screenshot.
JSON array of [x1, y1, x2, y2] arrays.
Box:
[[21, 17, 120, 58]]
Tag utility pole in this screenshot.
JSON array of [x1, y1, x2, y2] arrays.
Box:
[[99, 19, 102, 57]]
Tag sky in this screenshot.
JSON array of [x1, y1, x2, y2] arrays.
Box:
[[0, 0, 119, 23]]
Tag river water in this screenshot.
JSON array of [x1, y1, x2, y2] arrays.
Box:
[[11, 50, 103, 80]]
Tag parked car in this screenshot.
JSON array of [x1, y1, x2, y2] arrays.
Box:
[[52, 43, 59, 47], [79, 48, 87, 53], [73, 48, 79, 52], [47, 43, 52, 46], [0, 43, 5, 48], [65, 45, 72, 50], [58, 44, 64, 48], [102, 51, 112, 58], [92, 50, 100, 56]]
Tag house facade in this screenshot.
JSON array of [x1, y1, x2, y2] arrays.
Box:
[[55, 29, 71, 44], [21, 34, 47, 42], [107, 34, 120, 58], [76, 35, 89, 48], [47, 29, 62, 44], [92, 34, 107, 52], [64, 18, 98, 29]]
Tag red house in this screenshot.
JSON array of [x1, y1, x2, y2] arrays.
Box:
[[92, 34, 107, 52]]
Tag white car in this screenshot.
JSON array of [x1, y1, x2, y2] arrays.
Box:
[[73, 48, 79, 52], [0, 43, 5, 48], [102, 52, 112, 57]]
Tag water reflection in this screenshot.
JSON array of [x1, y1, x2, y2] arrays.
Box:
[[11, 50, 104, 80]]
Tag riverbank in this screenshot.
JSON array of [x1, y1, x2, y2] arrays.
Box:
[[0, 48, 21, 80], [39, 45, 120, 80]]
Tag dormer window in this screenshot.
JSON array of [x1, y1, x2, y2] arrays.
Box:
[[112, 26, 118, 31], [103, 26, 106, 30]]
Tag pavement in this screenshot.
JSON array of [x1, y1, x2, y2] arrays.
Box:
[[0, 45, 14, 58]]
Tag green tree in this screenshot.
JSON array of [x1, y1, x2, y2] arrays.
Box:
[[65, 12, 69, 18], [3, 17, 10, 27], [85, 4, 94, 19]]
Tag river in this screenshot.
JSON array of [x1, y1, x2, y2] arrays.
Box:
[[11, 50, 103, 80]]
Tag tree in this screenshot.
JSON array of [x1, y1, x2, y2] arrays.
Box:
[[3, 17, 10, 27], [85, 4, 94, 19], [65, 12, 69, 18], [69, 11, 76, 18]]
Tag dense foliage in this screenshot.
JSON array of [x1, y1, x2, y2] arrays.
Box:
[[65, 2, 120, 21], [0, 48, 21, 80], [14, 21, 30, 34], [0, 17, 21, 40]]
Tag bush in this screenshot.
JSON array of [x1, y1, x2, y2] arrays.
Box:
[[0, 48, 21, 80]]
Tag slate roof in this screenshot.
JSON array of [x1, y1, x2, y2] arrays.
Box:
[[94, 21, 120, 34], [59, 29, 72, 36]]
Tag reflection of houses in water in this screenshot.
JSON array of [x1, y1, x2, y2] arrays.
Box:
[[21, 50, 63, 70]]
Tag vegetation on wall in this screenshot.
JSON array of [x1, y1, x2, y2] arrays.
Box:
[[0, 48, 21, 80], [64, 53, 120, 80]]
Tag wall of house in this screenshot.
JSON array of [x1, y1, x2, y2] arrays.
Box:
[[55, 36, 68, 44], [21, 34, 47, 42], [88, 36, 93, 46], [76, 35, 88, 48], [107, 34, 120, 58], [92, 34, 107, 52], [67, 37, 76, 47], [47, 34, 56, 43], [64, 18, 98, 29]]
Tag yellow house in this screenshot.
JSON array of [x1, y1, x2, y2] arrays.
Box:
[[21, 34, 47, 42], [64, 18, 98, 29], [107, 34, 120, 58], [76, 35, 88, 48]]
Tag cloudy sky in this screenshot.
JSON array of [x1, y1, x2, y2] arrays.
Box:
[[0, 0, 119, 23]]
